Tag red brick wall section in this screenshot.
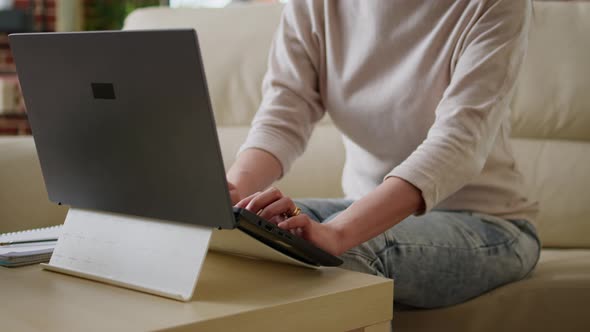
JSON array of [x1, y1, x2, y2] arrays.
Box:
[[13, 0, 57, 32], [0, 34, 12, 73], [0, 1, 53, 134], [1, 0, 56, 71]]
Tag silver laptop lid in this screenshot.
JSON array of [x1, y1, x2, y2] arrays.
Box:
[[9, 30, 236, 229]]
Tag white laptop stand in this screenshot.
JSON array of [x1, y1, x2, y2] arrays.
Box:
[[42, 208, 213, 301]]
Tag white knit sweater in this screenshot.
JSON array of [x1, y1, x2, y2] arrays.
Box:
[[240, 0, 538, 222]]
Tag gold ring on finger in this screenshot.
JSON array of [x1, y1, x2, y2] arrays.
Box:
[[290, 206, 301, 217]]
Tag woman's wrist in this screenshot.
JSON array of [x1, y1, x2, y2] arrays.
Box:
[[226, 148, 283, 199], [322, 222, 348, 256], [326, 177, 424, 254], [227, 169, 257, 199]]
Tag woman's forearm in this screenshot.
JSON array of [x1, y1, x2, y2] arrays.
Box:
[[227, 148, 283, 199], [329, 176, 425, 254]]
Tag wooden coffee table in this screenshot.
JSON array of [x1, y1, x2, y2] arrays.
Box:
[[0, 252, 393, 331]]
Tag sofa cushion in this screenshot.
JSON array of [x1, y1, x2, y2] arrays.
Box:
[[393, 249, 590, 332], [510, 2, 590, 141], [512, 138, 590, 248]]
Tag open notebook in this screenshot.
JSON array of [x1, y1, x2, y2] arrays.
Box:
[[0, 225, 62, 267]]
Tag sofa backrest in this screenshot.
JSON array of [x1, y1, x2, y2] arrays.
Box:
[[124, 2, 590, 248], [508, 2, 590, 247]]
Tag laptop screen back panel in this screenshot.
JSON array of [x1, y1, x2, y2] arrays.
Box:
[[10, 30, 235, 229]]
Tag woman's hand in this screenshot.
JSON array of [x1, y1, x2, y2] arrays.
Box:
[[276, 214, 344, 256], [235, 187, 344, 256]]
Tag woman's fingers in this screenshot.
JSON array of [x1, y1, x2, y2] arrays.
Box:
[[244, 187, 284, 214], [234, 187, 300, 226], [235, 191, 261, 208], [279, 215, 311, 238], [258, 196, 297, 222], [278, 215, 311, 231]]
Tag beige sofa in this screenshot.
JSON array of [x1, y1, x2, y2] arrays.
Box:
[[1, 2, 589, 331]]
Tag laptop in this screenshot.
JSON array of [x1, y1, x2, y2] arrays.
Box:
[[9, 30, 342, 268]]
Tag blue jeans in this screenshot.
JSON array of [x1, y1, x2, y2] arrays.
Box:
[[294, 198, 541, 309]]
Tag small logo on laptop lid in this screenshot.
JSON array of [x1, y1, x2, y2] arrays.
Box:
[[91, 83, 116, 100]]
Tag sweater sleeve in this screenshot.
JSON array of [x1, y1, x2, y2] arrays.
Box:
[[238, 1, 325, 176], [385, 0, 531, 213]]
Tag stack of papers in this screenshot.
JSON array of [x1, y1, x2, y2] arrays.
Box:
[[0, 225, 62, 267]]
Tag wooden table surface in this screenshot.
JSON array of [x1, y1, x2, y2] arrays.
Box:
[[0, 252, 393, 332]]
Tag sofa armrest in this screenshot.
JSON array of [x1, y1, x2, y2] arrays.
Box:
[[0, 137, 67, 233]]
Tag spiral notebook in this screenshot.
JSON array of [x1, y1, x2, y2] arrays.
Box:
[[0, 225, 62, 267]]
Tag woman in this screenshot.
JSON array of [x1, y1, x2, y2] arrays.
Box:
[[226, 0, 540, 309]]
